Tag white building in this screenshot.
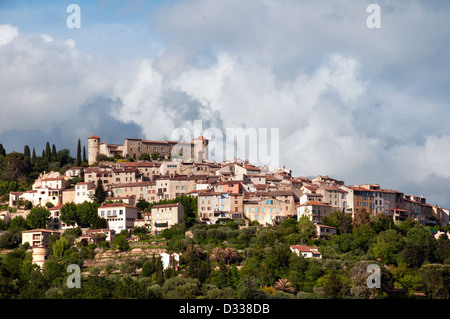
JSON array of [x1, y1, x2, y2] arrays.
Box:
[[290, 245, 322, 258], [97, 203, 138, 233], [74, 182, 95, 204]]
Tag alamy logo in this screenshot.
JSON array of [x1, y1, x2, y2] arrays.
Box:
[[170, 120, 280, 168], [366, 264, 381, 289], [366, 4, 381, 29], [66, 264, 81, 288], [66, 4, 81, 29]]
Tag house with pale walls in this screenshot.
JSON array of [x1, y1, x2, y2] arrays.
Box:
[[290, 245, 322, 259], [97, 203, 138, 233], [299, 192, 324, 205], [315, 224, 337, 240], [216, 162, 248, 181], [180, 161, 221, 176], [65, 167, 83, 178], [108, 181, 155, 203], [315, 184, 348, 212], [78, 228, 116, 244], [243, 191, 297, 225], [148, 202, 185, 234], [297, 200, 333, 224], [74, 182, 95, 204], [154, 175, 209, 201], [9, 176, 66, 208], [22, 229, 60, 248]]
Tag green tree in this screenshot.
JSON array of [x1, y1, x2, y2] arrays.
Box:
[[371, 229, 405, 265], [60, 202, 78, 226], [76, 201, 99, 227], [7, 215, 29, 232], [45, 141, 52, 162], [32, 147, 37, 163], [0, 230, 20, 249], [113, 234, 130, 252], [297, 216, 317, 242], [162, 277, 201, 299], [51, 144, 57, 161], [405, 225, 437, 264], [1, 152, 32, 182], [436, 232, 450, 263], [91, 215, 107, 229], [138, 153, 151, 161], [76, 138, 81, 166], [323, 269, 344, 298], [419, 264, 450, 299], [52, 237, 70, 258], [23, 145, 31, 158], [93, 179, 107, 205], [26, 207, 51, 229], [83, 146, 87, 163], [322, 210, 353, 235], [0, 144, 6, 157]]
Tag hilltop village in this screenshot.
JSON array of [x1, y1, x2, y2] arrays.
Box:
[[0, 135, 449, 299]]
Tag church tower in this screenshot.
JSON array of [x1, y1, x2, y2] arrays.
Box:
[[88, 135, 100, 165]]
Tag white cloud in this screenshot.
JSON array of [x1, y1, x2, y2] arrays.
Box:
[[0, 24, 19, 46]]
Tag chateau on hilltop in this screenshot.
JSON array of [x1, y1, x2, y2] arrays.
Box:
[[88, 135, 209, 165]]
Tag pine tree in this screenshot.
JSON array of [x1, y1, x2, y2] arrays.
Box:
[[23, 145, 31, 158], [76, 138, 81, 166]]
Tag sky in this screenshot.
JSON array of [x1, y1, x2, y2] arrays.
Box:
[[0, 0, 450, 208]]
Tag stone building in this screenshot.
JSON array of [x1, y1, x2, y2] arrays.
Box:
[[88, 135, 209, 165]]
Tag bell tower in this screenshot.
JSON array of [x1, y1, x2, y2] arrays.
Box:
[[88, 135, 100, 165]]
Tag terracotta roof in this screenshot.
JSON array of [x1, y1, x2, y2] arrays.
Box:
[[88, 135, 100, 139], [290, 245, 321, 253], [301, 200, 331, 207], [99, 203, 136, 209]]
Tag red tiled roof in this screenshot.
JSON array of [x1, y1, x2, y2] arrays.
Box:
[[88, 135, 100, 139], [99, 203, 136, 209]]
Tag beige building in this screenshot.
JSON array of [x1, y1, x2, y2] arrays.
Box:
[[88, 135, 209, 165], [148, 202, 185, 234], [22, 229, 60, 248], [297, 200, 333, 224], [243, 191, 297, 225]]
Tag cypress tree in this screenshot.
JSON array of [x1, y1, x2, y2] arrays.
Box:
[[83, 146, 87, 163], [93, 179, 107, 204], [52, 144, 57, 160], [0, 144, 6, 157], [45, 142, 52, 162], [32, 147, 37, 162], [24, 145, 31, 158], [76, 138, 81, 166]]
